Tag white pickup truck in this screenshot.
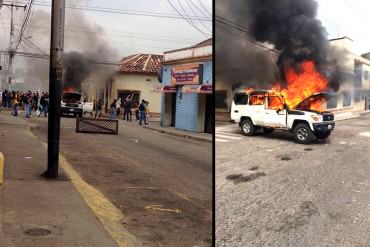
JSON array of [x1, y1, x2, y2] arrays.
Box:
[[231, 90, 335, 144], [61, 92, 93, 117]]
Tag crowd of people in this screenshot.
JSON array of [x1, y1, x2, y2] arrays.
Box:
[[0, 90, 150, 125], [0, 90, 49, 118], [106, 94, 150, 125]]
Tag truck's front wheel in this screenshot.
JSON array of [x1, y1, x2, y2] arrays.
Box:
[[241, 119, 255, 136], [315, 131, 331, 140], [293, 123, 314, 144]]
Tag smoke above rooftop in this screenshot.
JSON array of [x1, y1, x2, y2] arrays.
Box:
[[216, 0, 345, 91], [15, 4, 119, 92]]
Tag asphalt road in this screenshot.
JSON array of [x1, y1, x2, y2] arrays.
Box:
[[216, 113, 370, 246], [29, 116, 212, 246]]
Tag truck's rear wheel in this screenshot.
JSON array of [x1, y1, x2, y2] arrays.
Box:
[[315, 131, 331, 140], [293, 123, 314, 144], [241, 119, 255, 136]]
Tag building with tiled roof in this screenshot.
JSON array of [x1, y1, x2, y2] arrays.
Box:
[[118, 54, 163, 75], [83, 53, 164, 119]]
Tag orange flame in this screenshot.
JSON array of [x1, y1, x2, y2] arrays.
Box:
[[279, 60, 328, 111], [247, 61, 328, 112], [64, 87, 74, 93]]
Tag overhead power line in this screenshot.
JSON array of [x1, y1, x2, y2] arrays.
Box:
[[166, 0, 210, 38], [3, 0, 212, 21], [185, 0, 211, 33], [215, 15, 278, 54]]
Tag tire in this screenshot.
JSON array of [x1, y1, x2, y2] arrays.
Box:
[[293, 123, 314, 144], [241, 119, 255, 136], [262, 128, 274, 134], [315, 131, 331, 140]]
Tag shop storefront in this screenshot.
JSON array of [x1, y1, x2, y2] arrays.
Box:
[[156, 39, 213, 133]]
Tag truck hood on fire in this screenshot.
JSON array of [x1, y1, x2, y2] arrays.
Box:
[[62, 92, 81, 103], [293, 92, 332, 112]]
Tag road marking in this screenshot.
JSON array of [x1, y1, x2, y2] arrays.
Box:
[[216, 134, 242, 140], [359, 132, 370, 137], [145, 205, 182, 214]]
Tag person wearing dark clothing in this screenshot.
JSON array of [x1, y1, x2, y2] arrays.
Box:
[[125, 96, 133, 122], [139, 100, 148, 125], [110, 99, 117, 119], [95, 99, 102, 118], [39, 93, 48, 117]]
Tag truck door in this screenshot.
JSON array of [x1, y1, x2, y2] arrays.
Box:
[[248, 94, 265, 125], [231, 93, 248, 122], [263, 96, 287, 128]]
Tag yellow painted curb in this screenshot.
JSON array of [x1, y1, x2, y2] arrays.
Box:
[[0, 152, 4, 187], [48, 146, 137, 247]]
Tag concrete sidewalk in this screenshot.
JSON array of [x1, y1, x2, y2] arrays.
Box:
[[0, 113, 118, 247], [141, 121, 212, 143]]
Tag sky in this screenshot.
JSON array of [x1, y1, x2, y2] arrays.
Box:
[[0, 0, 212, 58], [317, 0, 370, 54]]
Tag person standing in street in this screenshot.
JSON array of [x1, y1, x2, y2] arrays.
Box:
[[11, 92, 19, 117], [125, 94, 133, 122], [116, 98, 121, 117], [110, 99, 117, 119], [139, 99, 148, 125], [39, 92, 48, 117], [95, 98, 102, 118], [23, 91, 32, 118]]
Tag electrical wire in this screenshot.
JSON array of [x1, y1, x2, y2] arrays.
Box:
[[166, 0, 210, 38], [185, 0, 211, 33], [3, 0, 211, 21]]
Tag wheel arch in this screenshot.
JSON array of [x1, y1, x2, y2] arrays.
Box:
[[291, 119, 310, 132]]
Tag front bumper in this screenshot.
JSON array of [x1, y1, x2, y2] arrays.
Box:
[[61, 107, 83, 115], [313, 122, 335, 132]]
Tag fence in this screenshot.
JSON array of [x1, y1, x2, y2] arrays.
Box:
[[76, 117, 119, 135]]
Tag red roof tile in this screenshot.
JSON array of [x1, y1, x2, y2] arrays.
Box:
[[118, 54, 163, 74]]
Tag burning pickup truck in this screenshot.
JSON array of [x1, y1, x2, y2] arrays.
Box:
[[60, 92, 93, 118], [231, 90, 335, 144]]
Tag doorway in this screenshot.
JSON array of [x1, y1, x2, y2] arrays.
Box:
[[171, 93, 177, 127], [204, 94, 213, 133]]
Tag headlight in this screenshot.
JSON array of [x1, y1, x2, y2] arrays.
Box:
[[310, 115, 322, 122], [61, 101, 66, 106]]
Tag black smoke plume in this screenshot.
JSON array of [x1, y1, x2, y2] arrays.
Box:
[[246, 0, 341, 89], [63, 52, 91, 91]]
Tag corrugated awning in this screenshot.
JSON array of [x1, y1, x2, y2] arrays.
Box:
[[151, 86, 177, 93], [182, 85, 212, 94]]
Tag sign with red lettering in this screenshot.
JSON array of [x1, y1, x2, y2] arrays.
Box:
[[171, 64, 203, 85]]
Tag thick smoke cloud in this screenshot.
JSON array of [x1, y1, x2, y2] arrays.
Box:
[[216, 1, 278, 88], [246, 0, 328, 73], [63, 52, 90, 91], [15, 5, 119, 92], [216, 0, 345, 91]]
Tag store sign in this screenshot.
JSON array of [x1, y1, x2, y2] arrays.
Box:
[[182, 85, 212, 94], [151, 86, 177, 93], [171, 64, 203, 85]]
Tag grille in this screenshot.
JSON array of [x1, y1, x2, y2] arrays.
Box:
[[76, 117, 118, 134], [323, 114, 334, 121], [66, 103, 78, 107]]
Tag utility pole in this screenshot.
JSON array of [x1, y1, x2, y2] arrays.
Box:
[[43, 0, 65, 178], [2, 3, 27, 90]]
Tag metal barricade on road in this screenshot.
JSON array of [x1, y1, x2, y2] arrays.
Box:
[[76, 117, 119, 135]]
